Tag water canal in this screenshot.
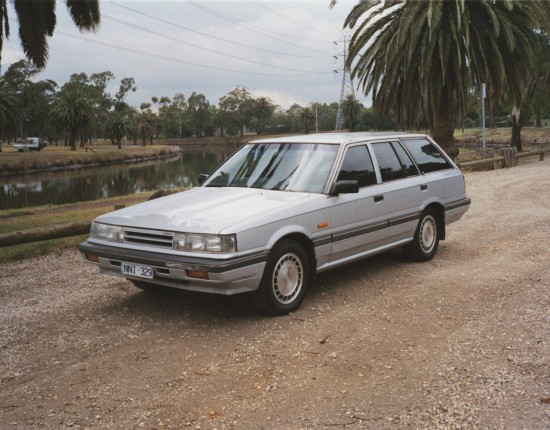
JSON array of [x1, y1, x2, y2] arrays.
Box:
[[0, 147, 236, 210]]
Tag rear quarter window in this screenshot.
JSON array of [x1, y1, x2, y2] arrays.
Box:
[[371, 141, 418, 182], [402, 138, 453, 173]]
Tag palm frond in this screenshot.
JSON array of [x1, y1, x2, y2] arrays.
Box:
[[13, 0, 56, 69], [65, 0, 100, 32]]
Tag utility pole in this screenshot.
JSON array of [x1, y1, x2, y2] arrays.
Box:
[[335, 36, 355, 131]]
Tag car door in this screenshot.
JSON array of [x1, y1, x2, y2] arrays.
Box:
[[327, 144, 392, 263], [368, 140, 425, 243]]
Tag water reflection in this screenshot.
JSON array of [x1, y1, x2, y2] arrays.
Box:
[[0, 149, 233, 210]]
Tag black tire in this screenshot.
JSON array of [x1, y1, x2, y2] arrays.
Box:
[[250, 240, 310, 316], [403, 208, 440, 262], [129, 279, 166, 293]]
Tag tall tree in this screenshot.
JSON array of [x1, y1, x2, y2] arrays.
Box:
[[105, 112, 131, 149], [254, 96, 274, 135], [66, 71, 114, 141], [2, 60, 57, 139], [0, 0, 100, 69], [219, 87, 255, 137], [160, 93, 187, 138], [300, 107, 314, 134], [136, 107, 156, 146], [0, 78, 20, 149], [188, 92, 210, 138], [114, 77, 136, 113], [341, 94, 361, 131], [522, 32, 550, 130], [49, 85, 94, 150], [344, 0, 550, 157]]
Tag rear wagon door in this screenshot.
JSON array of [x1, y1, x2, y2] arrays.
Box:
[[368, 140, 425, 243]]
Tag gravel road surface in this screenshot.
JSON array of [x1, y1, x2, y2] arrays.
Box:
[[1, 158, 549, 429]]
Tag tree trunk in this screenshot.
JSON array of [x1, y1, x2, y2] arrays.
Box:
[[536, 114, 542, 128], [431, 87, 458, 159], [511, 107, 522, 151], [0, 222, 91, 248], [69, 130, 77, 151]]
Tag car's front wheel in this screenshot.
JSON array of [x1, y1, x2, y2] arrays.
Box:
[[250, 240, 310, 316], [403, 208, 440, 261]]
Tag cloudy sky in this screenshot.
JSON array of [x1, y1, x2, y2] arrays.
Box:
[[2, 0, 366, 110]]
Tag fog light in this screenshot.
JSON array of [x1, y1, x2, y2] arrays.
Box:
[[85, 253, 100, 263], [186, 270, 209, 280]]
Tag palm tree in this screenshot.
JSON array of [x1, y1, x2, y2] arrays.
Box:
[[105, 113, 131, 149], [50, 86, 94, 151], [341, 94, 361, 131], [344, 0, 550, 157], [300, 107, 315, 134], [137, 110, 156, 146], [255, 97, 274, 135], [0, 0, 100, 69]]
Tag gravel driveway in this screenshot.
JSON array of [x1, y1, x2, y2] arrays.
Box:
[[1, 158, 549, 429]]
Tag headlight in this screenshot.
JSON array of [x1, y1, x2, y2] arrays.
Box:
[[173, 233, 236, 253], [90, 222, 124, 243]]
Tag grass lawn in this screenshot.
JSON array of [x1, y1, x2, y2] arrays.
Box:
[[0, 191, 166, 263]]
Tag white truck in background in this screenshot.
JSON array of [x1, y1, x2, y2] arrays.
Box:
[[13, 137, 47, 152]]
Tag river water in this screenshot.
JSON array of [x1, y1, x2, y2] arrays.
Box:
[[0, 148, 235, 210]]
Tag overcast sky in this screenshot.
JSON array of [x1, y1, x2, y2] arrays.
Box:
[[2, 0, 366, 110]]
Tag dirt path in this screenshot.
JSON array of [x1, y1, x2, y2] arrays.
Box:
[[1, 159, 549, 429]]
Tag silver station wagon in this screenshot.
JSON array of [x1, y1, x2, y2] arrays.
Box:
[[79, 132, 470, 315]]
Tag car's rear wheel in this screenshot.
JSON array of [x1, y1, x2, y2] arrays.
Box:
[[250, 240, 310, 315], [403, 208, 440, 261]]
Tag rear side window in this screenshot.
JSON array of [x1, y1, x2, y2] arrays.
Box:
[[402, 138, 452, 173], [337, 145, 376, 187], [371, 142, 411, 182], [392, 142, 419, 177]]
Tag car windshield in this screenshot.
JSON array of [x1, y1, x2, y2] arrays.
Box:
[[204, 142, 339, 193]]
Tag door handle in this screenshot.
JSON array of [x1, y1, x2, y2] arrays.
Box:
[[420, 184, 428, 191], [374, 195, 384, 203]]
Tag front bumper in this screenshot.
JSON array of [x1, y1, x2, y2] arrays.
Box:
[[78, 241, 267, 295]]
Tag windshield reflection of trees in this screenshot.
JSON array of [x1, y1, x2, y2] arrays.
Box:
[[207, 143, 338, 193]]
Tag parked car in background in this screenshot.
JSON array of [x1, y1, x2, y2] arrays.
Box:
[[79, 132, 471, 315], [13, 137, 47, 152]]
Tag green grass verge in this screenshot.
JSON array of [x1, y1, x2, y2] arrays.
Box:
[[0, 189, 187, 263]]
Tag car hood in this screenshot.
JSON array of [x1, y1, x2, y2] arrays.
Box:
[[96, 187, 325, 234]]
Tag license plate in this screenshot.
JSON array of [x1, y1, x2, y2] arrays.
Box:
[[121, 262, 154, 279]]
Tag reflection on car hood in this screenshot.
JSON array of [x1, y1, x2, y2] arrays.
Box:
[[96, 187, 322, 234]]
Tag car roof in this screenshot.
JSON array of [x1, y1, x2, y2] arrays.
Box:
[[250, 132, 428, 145]]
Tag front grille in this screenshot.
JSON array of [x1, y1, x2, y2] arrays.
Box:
[[124, 227, 174, 249]]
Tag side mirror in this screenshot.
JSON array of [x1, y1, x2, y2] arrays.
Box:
[[198, 174, 209, 185], [329, 180, 359, 196]]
